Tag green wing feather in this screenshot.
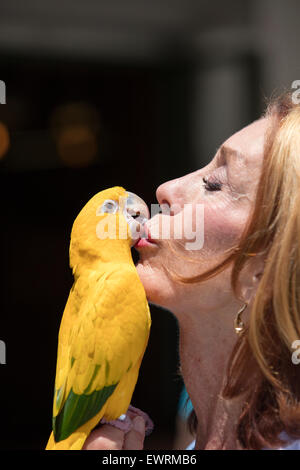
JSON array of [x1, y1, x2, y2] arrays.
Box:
[[53, 383, 118, 441]]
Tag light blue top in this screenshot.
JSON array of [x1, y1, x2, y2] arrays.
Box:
[[265, 432, 300, 450], [186, 433, 300, 450], [178, 386, 193, 420], [179, 386, 300, 450]]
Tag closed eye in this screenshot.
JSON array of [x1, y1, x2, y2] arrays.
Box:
[[202, 176, 223, 192]]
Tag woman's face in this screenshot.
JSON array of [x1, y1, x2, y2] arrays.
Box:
[[135, 117, 270, 316]]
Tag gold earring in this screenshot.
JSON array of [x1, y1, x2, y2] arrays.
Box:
[[234, 302, 248, 335]]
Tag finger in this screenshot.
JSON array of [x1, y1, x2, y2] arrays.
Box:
[[126, 406, 154, 436], [123, 416, 145, 450], [83, 424, 125, 450]]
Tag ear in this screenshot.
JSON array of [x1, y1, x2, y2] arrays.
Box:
[[239, 255, 265, 304]]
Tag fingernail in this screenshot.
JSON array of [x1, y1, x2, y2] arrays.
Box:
[[133, 416, 145, 434]]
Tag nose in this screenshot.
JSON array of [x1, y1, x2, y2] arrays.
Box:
[[156, 177, 186, 215]]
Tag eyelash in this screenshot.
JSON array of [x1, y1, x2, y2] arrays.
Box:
[[202, 176, 223, 192]]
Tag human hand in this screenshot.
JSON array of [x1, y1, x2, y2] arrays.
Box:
[[82, 414, 146, 450]]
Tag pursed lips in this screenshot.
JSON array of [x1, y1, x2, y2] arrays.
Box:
[[134, 223, 158, 249]]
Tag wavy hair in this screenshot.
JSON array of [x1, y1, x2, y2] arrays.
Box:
[[176, 92, 300, 449]]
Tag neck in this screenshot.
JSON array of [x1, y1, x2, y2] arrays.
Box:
[[70, 240, 134, 276], [177, 308, 243, 450]]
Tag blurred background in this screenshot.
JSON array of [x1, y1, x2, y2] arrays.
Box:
[[0, 0, 299, 450]]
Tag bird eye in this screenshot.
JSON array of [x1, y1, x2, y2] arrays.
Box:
[[97, 199, 118, 215], [105, 202, 115, 211]]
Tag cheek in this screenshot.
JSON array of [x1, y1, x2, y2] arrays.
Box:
[[170, 201, 246, 255], [203, 203, 248, 254], [146, 200, 249, 264]]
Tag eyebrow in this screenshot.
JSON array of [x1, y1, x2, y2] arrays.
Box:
[[219, 145, 246, 166]]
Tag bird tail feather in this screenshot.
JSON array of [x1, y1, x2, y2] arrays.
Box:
[[45, 431, 87, 450]]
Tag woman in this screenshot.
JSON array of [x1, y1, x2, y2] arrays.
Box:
[[84, 93, 300, 450]]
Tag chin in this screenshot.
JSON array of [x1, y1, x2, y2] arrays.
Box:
[[135, 259, 178, 311]]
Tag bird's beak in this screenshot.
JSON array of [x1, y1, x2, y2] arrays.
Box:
[[120, 191, 150, 247]]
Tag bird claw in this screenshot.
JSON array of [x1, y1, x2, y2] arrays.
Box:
[[99, 405, 154, 436], [126, 405, 154, 436]]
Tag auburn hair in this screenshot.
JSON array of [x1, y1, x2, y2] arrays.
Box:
[[177, 92, 300, 449]]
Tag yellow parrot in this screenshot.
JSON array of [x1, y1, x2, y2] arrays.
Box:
[[46, 186, 151, 450]]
